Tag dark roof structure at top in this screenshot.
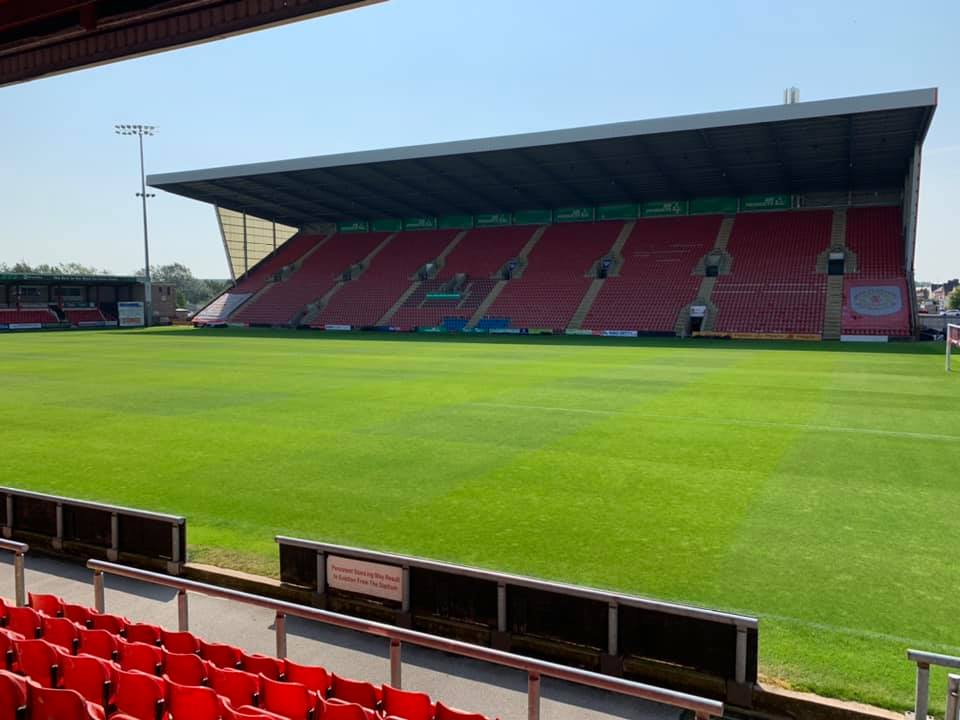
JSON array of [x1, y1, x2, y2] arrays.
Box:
[[149, 88, 937, 227]]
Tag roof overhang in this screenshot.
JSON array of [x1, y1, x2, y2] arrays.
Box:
[[149, 88, 938, 226]]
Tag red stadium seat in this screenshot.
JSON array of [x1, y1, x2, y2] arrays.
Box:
[[318, 697, 379, 720], [259, 673, 317, 720], [435, 702, 495, 720], [4, 605, 42, 639], [222, 700, 289, 720], [381, 683, 434, 720], [119, 639, 163, 675], [200, 639, 242, 668], [0, 629, 20, 670], [14, 638, 59, 687], [164, 677, 222, 720], [77, 628, 119, 661], [125, 622, 162, 646], [283, 657, 330, 696], [57, 650, 114, 708], [207, 662, 260, 709], [28, 684, 106, 720], [239, 650, 283, 680], [28, 593, 65, 618], [0, 669, 29, 720], [63, 603, 95, 628], [113, 668, 167, 720], [160, 629, 200, 655], [42, 615, 80, 653], [330, 674, 380, 710], [89, 612, 128, 636], [162, 649, 207, 686]]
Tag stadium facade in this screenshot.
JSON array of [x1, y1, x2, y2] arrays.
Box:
[[149, 88, 937, 341]]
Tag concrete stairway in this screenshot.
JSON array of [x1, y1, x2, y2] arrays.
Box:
[[822, 276, 844, 340], [589, 221, 635, 278], [298, 283, 346, 326], [568, 279, 605, 330], [676, 216, 735, 335], [504, 226, 548, 279], [465, 281, 508, 329], [378, 231, 467, 326], [820, 208, 850, 340]]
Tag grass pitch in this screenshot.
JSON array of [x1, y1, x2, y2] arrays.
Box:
[[2, 327, 958, 712]]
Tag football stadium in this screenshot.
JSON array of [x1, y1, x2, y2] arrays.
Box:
[[2, 3, 959, 720]]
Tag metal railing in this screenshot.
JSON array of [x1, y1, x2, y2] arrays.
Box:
[[908, 649, 960, 720], [0, 538, 29, 606], [88, 559, 724, 720]]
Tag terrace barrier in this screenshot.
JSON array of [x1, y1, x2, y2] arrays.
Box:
[[276, 536, 759, 704], [908, 649, 960, 720], [0, 487, 185, 574], [87, 558, 725, 720]]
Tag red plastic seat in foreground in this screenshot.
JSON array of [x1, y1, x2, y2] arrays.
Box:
[[162, 648, 207, 686], [0, 630, 20, 670], [89, 612, 128, 635], [200, 639, 242, 669], [119, 639, 163, 675], [77, 628, 119, 661], [164, 677, 222, 720], [42, 615, 81, 653], [125, 623, 163, 647], [57, 650, 114, 708], [0, 669, 29, 720], [207, 662, 260, 709], [381, 683, 434, 720], [223, 700, 289, 720], [63, 603, 94, 628], [259, 673, 316, 720], [113, 668, 167, 720], [331, 674, 380, 710], [4, 605, 42, 639], [284, 657, 330, 696], [318, 697, 379, 720], [28, 684, 106, 720], [239, 650, 284, 680], [28, 593, 65, 618], [161, 629, 200, 655], [14, 638, 59, 687], [435, 702, 496, 720]]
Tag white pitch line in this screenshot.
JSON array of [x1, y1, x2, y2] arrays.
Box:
[[468, 402, 960, 442]]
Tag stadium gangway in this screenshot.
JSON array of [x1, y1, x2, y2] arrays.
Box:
[[88, 559, 725, 720], [907, 649, 960, 720], [0, 537, 29, 606]]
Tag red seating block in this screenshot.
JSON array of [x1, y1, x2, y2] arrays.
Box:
[[28, 684, 106, 720], [28, 594, 65, 618], [239, 650, 283, 680], [56, 650, 114, 708], [113, 668, 167, 720], [381, 683, 434, 720], [14, 638, 59, 687], [164, 677, 222, 720], [77, 629, 119, 662], [0, 669, 28, 720], [330, 673, 380, 710], [283, 657, 330, 696], [207, 663, 260, 709], [162, 649, 207, 686], [160, 629, 200, 655], [259, 673, 317, 720], [118, 639, 163, 675], [435, 701, 497, 720]]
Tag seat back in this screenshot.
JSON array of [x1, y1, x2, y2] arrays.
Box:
[[114, 668, 166, 720], [42, 616, 80, 653], [160, 629, 200, 655], [0, 670, 28, 720], [260, 673, 315, 720], [62, 604, 94, 628], [164, 678, 222, 720], [28, 593, 64, 618], [331, 674, 379, 709], [318, 697, 377, 720], [200, 639, 242, 669], [207, 663, 260, 708], [283, 658, 330, 695], [119, 640, 163, 675], [14, 638, 58, 687], [28, 685, 97, 720], [382, 683, 434, 720], [89, 612, 128, 636], [239, 650, 283, 680], [124, 623, 162, 646], [58, 651, 113, 708], [77, 628, 119, 661], [435, 701, 493, 720], [5, 606, 42, 639], [162, 649, 207, 686]]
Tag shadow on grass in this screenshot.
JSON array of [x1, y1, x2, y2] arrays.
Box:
[[125, 325, 945, 355]]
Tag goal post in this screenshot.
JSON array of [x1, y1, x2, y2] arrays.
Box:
[[948, 324, 960, 372]]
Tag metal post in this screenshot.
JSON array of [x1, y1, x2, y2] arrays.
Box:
[[275, 611, 287, 659], [735, 625, 748, 684], [93, 571, 105, 613], [607, 603, 618, 656], [316, 551, 326, 593], [4, 495, 13, 538], [390, 639, 402, 688], [497, 583, 507, 632], [947, 675, 959, 720], [527, 671, 541, 720], [243, 213, 249, 275], [401, 567, 410, 613], [109, 513, 119, 561], [138, 132, 152, 327], [177, 589, 189, 631], [13, 551, 25, 607], [915, 662, 931, 720], [55, 504, 63, 546], [171, 524, 181, 565]]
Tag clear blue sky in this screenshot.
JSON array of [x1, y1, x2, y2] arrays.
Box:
[[2, 0, 957, 280]]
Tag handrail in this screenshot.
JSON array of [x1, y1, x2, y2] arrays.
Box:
[[907, 649, 960, 720], [948, 675, 959, 720], [88, 559, 724, 720], [0, 538, 29, 606]]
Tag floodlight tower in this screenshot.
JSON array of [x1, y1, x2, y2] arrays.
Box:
[[115, 124, 157, 326]]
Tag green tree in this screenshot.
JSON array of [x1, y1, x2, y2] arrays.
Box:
[[135, 263, 230, 309], [947, 287, 960, 310]]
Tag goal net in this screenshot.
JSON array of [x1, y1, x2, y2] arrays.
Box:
[[948, 324, 960, 372]]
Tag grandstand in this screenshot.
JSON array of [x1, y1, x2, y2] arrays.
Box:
[[156, 88, 935, 342]]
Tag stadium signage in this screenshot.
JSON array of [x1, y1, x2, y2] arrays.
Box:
[[740, 194, 791, 210], [474, 213, 511, 227], [512, 209, 552, 225], [403, 217, 437, 231], [597, 203, 639, 220], [327, 555, 403, 602], [438, 215, 474, 229], [689, 196, 738, 215], [0, 273, 140, 283], [602, 329, 638, 337], [642, 200, 687, 217], [117, 301, 144, 328], [324, 324, 352, 331], [554, 206, 595, 223], [371, 218, 403, 232], [8, 322, 42, 330], [337, 220, 369, 233]]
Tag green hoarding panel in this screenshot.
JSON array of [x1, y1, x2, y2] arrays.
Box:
[[740, 194, 791, 211], [689, 197, 738, 215], [597, 203, 639, 220], [403, 217, 437, 230], [554, 206, 595, 223], [337, 220, 369, 233], [474, 213, 512, 227], [439, 215, 474, 229], [512, 209, 553, 225], [371, 218, 403, 232], [642, 200, 687, 217]]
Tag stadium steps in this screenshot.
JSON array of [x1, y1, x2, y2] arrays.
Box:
[[299, 282, 346, 326], [713, 215, 735, 251], [589, 220, 634, 278], [465, 280, 508, 329], [693, 216, 735, 275], [346, 233, 398, 281], [431, 230, 469, 274], [505, 226, 548, 279], [290, 231, 334, 270], [822, 275, 844, 340], [568, 279, 605, 329], [376, 281, 422, 326], [676, 277, 719, 335], [225, 281, 276, 324]]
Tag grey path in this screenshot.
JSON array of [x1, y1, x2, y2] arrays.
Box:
[[0, 554, 683, 720]]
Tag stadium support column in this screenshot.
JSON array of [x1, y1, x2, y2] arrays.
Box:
[[904, 142, 922, 334]]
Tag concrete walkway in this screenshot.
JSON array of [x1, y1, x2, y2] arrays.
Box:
[[0, 553, 683, 720]]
